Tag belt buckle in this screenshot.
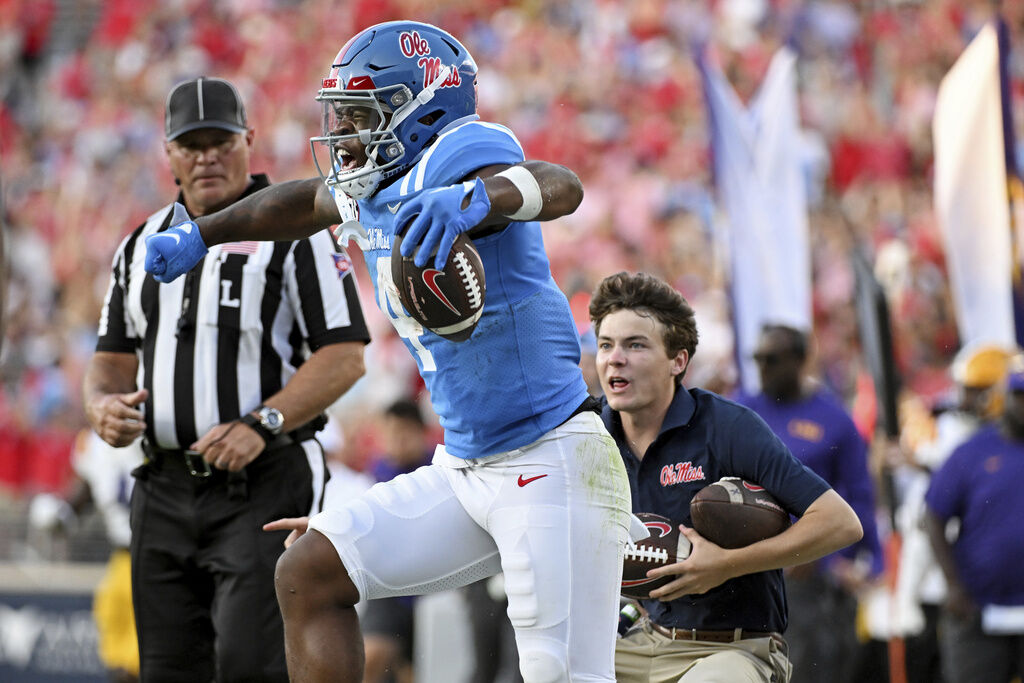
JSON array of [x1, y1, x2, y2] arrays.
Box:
[[184, 449, 211, 478]]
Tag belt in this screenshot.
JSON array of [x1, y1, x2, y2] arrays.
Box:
[[141, 443, 215, 479], [650, 623, 784, 647], [142, 428, 314, 480]]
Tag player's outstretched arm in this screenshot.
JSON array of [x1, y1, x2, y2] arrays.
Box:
[[474, 160, 584, 225], [146, 178, 342, 282], [198, 177, 341, 245], [396, 160, 584, 269]]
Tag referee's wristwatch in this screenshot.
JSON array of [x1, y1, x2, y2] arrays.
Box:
[[241, 405, 285, 445]]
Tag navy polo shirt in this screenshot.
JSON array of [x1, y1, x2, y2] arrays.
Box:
[[602, 386, 830, 633]]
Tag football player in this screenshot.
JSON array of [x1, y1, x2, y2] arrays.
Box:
[[144, 20, 635, 683]]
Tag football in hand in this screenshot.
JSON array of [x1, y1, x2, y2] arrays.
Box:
[[689, 477, 790, 549], [621, 512, 691, 600], [391, 232, 486, 342]]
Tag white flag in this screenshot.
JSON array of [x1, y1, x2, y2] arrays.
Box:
[[933, 22, 1016, 349], [699, 46, 811, 393]]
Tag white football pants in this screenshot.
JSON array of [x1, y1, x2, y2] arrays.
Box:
[[308, 411, 633, 682]]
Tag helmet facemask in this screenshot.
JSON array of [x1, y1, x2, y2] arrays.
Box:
[[311, 85, 410, 199], [311, 64, 455, 199]]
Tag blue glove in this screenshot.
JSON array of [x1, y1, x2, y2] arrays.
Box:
[[144, 202, 209, 283], [397, 178, 491, 270]]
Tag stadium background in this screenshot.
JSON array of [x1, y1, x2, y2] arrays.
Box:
[[0, 0, 1022, 679]]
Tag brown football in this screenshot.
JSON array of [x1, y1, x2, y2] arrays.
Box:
[[690, 477, 791, 549], [621, 512, 691, 599], [391, 232, 485, 342]]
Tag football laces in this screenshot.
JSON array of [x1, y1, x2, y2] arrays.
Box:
[[623, 543, 668, 564]]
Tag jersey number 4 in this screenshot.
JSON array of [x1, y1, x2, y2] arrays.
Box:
[[375, 256, 437, 372]]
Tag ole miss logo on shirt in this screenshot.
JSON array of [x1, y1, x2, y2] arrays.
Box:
[[660, 461, 705, 487]]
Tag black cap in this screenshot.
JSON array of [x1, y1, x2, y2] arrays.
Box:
[[165, 77, 247, 141]]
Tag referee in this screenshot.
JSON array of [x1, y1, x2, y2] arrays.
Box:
[[83, 77, 369, 682]]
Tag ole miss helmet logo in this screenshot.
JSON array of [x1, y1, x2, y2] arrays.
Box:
[[399, 31, 431, 57], [397, 30, 462, 90]]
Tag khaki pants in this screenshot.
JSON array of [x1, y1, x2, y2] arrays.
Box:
[[615, 621, 792, 683]]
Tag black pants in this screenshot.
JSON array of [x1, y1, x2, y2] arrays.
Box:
[[785, 572, 860, 683], [904, 603, 945, 683], [130, 442, 318, 682], [939, 609, 1024, 683]]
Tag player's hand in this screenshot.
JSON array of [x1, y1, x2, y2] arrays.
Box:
[[263, 516, 310, 548], [86, 388, 148, 447], [191, 420, 265, 472], [397, 177, 490, 269], [144, 202, 209, 282], [647, 525, 734, 601]]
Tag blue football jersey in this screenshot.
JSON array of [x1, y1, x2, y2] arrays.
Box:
[[333, 116, 589, 458]]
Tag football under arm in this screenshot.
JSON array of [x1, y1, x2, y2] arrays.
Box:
[[716, 489, 864, 579], [196, 177, 342, 246]]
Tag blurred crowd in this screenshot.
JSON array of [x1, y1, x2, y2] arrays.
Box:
[[0, 0, 1022, 508]]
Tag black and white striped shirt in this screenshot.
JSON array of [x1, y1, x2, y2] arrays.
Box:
[[96, 175, 370, 449]]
